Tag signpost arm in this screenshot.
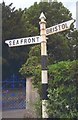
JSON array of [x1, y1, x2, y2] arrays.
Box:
[[39, 12, 48, 118]]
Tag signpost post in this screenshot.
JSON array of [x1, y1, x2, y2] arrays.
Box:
[[39, 12, 48, 118], [5, 12, 75, 118]]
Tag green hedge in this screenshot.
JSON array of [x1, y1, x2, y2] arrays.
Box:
[[20, 59, 78, 118], [47, 60, 78, 118]]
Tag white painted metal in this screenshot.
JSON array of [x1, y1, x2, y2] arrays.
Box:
[[39, 12, 48, 118], [46, 19, 75, 36], [5, 36, 41, 47], [42, 70, 48, 84], [42, 100, 48, 118]]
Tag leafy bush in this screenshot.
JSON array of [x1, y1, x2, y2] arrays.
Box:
[[47, 60, 78, 118]]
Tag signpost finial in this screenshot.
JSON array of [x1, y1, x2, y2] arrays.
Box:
[[39, 12, 46, 20]]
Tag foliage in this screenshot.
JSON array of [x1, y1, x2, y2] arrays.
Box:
[[68, 29, 78, 60], [19, 45, 41, 76], [2, 1, 77, 79], [47, 34, 71, 63], [18, 2, 78, 118], [2, 1, 78, 118], [23, 1, 76, 63], [20, 56, 78, 118], [34, 98, 42, 118], [47, 60, 78, 118], [2, 2, 30, 79]]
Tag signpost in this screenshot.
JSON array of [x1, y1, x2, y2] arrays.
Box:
[[5, 12, 75, 118], [5, 20, 74, 47], [39, 15, 75, 118], [39, 12, 48, 118], [5, 36, 41, 47], [46, 19, 75, 36]]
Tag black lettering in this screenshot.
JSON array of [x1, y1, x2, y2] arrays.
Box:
[[46, 29, 49, 34], [16, 40, 19, 44], [32, 37, 35, 43], [28, 38, 31, 43], [36, 37, 39, 42], [53, 27, 55, 32], [20, 39, 23, 44], [9, 41, 12, 46], [65, 23, 68, 28], [24, 39, 27, 44], [13, 40, 15, 45], [50, 28, 52, 33], [58, 25, 61, 30], [54, 26, 58, 31], [62, 24, 65, 29]]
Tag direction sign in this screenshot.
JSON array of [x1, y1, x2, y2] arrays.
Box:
[[5, 36, 41, 47], [46, 19, 75, 36]]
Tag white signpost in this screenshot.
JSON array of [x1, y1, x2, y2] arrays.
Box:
[[5, 12, 75, 118], [5, 20, 75, 47], [5, 36, 41, 47], [46, 19, 75, 36], [39, 16, 75, 118]]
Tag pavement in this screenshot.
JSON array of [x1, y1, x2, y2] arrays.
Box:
[[2, 109, 26, 118]]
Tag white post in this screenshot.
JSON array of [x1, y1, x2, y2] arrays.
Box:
[[39, 12, 48, 118]]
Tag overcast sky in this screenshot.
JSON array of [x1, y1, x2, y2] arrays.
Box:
[[0, 0, 78, 19]]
